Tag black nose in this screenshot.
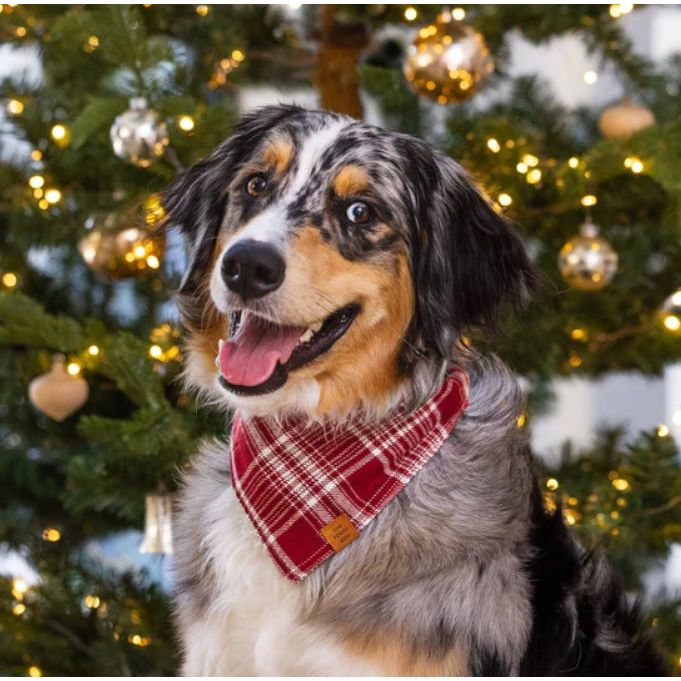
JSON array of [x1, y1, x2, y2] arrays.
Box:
[[221, 239, 285, 300]]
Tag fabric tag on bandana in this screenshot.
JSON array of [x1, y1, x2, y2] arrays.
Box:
[[229, 368, 469, 581]]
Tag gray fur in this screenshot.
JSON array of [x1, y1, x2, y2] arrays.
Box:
[[173, 352, 535, 672]]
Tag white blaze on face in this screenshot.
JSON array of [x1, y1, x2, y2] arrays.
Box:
[[210, 119, 351, 312]]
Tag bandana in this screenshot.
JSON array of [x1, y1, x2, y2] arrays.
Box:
[[229, 368, 469, 581]]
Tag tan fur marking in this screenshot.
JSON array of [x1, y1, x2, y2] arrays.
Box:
[[283, 226, 414, 416], [333, 164, 369, 197], [345, 636, 468, 676], [261, 134, 294, 176]]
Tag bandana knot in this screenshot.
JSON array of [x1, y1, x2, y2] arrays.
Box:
[[229, 368, 469, 581]]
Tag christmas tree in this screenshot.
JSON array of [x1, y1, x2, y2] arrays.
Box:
[[2, 4, 681, 675]]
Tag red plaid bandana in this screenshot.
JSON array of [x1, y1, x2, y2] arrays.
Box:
[[229, 368, 469, 581]]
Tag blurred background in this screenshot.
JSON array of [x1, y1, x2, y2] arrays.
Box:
[[2, 3, 681, 675]]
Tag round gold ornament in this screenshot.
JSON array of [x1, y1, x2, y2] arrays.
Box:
[[28, 354, 89, 422], [659, 288, 681, 333], [403, 11, 494, 105], [110, 97, 169, 168], [598, 98, 655, 139], [558, 221, 618, 291], [78, 209, 165, 280]]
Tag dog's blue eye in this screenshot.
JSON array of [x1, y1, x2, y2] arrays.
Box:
[[246, 174, 268, 197], [345, 202, 373, 225]]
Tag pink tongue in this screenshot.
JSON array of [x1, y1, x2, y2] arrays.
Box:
[[219, 314, 305, 387]]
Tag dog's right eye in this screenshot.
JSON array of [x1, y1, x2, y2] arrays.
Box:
[[245, 174, 268, 197]]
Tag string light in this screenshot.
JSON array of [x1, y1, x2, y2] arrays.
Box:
[[522, 154, 539, 167], [568, 353, 582, 368], [12, 603, 26, 615], [44, 188, 61, 204], [568, 156, 579, 168], [580, 194, 597, 207], [149, 344, 163, 359], [546, 478, 559, 491], [570, 328, 588, 341], [146, 254, 160, 269], [563, 509, 578, 525], [15, 26, 27, 37], [50, 124, 70, 146], [31, 149, 42, 161], [612, 477, 630, 492], [624, 156, 644, 173], [27, 666, 42, 678], [2, 272, 17, 288], [128, 634, 152, 647], [28, 175, 44, 189], [87, 344, 100, 356], [66, 362, 82, 376], [404, 6, 417, 21], [497, 193, 513, 207], [42, 528, 61, 542], [516, 413, 526, 428], [516, 162, 528, 174], [583, 70, 598, 85], [178, 115, 195, 132], [452, 7, 466, 20], [231, 49, 245, 63], [610, 3, 634, 17], [195, 4, 209, 15], [38, 199, 49, 210], [7, 98, 24, 114], [663, 314, 680, 332], [13, 579, 28, 595], [486, 138, 501, 153], [84, 594, 101, 608], [526, 168, 542, 184]]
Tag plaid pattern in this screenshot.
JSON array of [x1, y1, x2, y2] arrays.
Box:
[[229, 368, 469, 581]]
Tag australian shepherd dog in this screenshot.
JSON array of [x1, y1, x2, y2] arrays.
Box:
[[163, 105, 664, 676]]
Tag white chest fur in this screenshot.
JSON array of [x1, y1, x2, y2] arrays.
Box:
[[179, 484, 383, 676]]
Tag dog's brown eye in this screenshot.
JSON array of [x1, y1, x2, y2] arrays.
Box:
[[345, 202, 373, 225], [246, 174, 268, 197]]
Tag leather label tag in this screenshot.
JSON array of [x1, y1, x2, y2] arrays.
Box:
[[320, 513, 359, 552]]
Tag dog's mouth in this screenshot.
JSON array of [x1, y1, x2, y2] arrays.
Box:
[[216, 304, 360, 396]]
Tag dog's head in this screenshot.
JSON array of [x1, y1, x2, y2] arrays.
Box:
[[163, 105, 536, 419]]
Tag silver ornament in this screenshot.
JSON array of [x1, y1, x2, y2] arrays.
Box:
[[558, 221, 618, 291], [110, 97, 169, 168], [140, 493, 173, 554], [404, 10, 494, 105]]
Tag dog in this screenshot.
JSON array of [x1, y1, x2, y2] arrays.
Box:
[[162, 105, 665, 675]]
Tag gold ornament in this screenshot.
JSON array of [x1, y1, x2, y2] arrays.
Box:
[[659, 288, 681, 333], [28, 354, 89, 421], [558, 221, 618, 291], [140, 493, 173, 554], [598, 98, 655, 139], [79, 210, 164, 280], [404, 10, 494, 105], [110, 97, 169, 167]]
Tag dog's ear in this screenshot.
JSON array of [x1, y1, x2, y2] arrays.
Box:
[[161, 104, 302, 294], [410, 151, 538, 360]]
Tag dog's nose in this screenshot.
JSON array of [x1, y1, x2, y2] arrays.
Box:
[[221, 240, 285, 300]]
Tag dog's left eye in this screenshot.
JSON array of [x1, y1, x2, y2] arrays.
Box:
[[345, 202, 373, 225], [245, 174, 268, 197]]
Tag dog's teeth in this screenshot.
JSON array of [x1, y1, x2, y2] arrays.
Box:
[[310, 321, 323, 333], [216, 339, 224, 368], [299, 328, 314, 344]]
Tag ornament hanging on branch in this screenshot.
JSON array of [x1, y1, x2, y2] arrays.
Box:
[[598, 98, 655, 139], [140, 492, 173, 554], [403, 9, 494, 105], [78, 208, 165, 280], [558, 220, 618, 291], [28, 354, 89, 422], [110, 97, 169, 167]]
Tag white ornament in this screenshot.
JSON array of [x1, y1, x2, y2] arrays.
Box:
[[558, 221, 619, 291], [28, 354, 89, 421], [110, 97, 169, 168], [140, 493, 173, 554]]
